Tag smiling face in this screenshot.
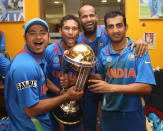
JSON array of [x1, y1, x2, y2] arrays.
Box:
[[24, 25, 50, 58], [60, 19, 79, 50], [79, 5, 98, 34]]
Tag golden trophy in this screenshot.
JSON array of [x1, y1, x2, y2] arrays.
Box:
[[52, 44, 96, 125]]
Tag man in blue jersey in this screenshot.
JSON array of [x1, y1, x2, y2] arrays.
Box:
[[4, 18, 83, 131], [0, 53, 10, 76], [77, 4, 149, 131], [45, 15, 82, 131], [88, 10, 156, 131]]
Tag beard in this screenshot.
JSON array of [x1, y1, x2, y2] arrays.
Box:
[[81, 22, 97, 35], [110, 33, 125, 44]]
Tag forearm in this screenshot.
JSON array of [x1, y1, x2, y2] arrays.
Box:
[[24, 93, 70, 118], [46, 78, 60, 94], [110, 83, 152, 95]]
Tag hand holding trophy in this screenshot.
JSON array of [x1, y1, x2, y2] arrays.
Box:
[[52, 44, 96, 125]]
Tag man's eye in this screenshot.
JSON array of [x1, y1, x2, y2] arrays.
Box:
[[107, 25, 113, 29], [72, 27, 78, 31], [82, 15, 88, 19], [40, 31, 46, 35], [117, 24, 123, 28], [64, 27, 70, 30], [89, 14, 95, 18]]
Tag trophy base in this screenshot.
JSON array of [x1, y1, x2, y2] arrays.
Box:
[[52, 104, 83, 125]]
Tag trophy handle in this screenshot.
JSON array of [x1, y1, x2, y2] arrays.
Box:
[[75, 65, 91, 90]]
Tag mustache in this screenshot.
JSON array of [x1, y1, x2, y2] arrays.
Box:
[[112, 33, 121, 36]]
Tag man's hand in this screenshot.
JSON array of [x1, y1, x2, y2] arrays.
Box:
[[60, 73, 69, 89], [88, 79, 113, 93], [88, 73, 102, 80], [131, 38, 148, 57], [66, 86, 84, 101], [69, 77, 77, 86]]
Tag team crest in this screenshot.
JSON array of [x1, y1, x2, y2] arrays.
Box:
[[107, 56, 112, 63], [53, 57, 59, 63], [99, 42, 104, 48], [128, 53, 135, 61]]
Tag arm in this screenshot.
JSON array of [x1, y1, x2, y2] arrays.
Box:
[[24, 86, 83, 118], [131, 38, 148, 57], [88, 79, 152, 95], [46, 78, 61, 95]]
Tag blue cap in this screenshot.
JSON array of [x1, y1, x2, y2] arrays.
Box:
[[24, 18, 49, 34]]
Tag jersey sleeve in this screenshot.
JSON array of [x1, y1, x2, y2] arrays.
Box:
[[135, 52, 156, 86], [0, 53, 10, 76], [44, 44, 56, 79], [96, 51, 105, 79], [12, 63, 40, 108]]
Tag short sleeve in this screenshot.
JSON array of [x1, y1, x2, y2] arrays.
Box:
[[12, 63, 40, 108], [135, 52, 156, 86], [96, 51, 105, 79]]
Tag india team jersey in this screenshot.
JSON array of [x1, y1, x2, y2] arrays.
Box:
[[77, 25, 110, 73], [77, 25, 110, 55], [4, 45, 52, 131], [97, 37, 156, 112], [44, 40, 78, 96], [0, 53, 10, 76]]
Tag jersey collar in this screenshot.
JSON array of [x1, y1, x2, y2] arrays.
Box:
[[24, 44, 46, 65]]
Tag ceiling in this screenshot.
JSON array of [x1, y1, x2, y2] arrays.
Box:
[[40, 0, 124, 24]]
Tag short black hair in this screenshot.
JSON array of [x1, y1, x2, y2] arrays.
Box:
[[104, 10, 126, 27], [78, 4, 96, 17], [60, 15, 80, 29]]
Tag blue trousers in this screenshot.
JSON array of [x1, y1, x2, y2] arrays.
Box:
[[100, 108, 146, 131], [82, 87, 102, 131]]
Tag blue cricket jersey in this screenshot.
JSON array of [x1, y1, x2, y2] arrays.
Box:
[[77, 25, 110, 58], [97, 37, 156, 112], [0, 53, 10, 76], [44, 40, 78, 96], [4, 44, 52, 131]]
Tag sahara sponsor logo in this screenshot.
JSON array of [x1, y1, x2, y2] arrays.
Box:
[[16, 80, 37, 90]]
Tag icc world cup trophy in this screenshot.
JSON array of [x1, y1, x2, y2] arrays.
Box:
[[52, 43, 96, 125]]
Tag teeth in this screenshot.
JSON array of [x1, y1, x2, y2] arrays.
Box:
[[35, 42, 42, 44], [87, 23, 93, 26]]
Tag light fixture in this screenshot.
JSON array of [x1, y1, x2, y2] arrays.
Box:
[[54, 1, 59, 4], [101, 0, 107, 3], [117, 0, 121, 2]]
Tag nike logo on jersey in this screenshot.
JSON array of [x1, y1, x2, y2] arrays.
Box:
[[145, 60, 150, 64]]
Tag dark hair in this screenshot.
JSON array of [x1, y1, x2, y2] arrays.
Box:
[[60, 15, 80, 29], [78, 4, 96, 17], [104, 10, 126, 27]]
